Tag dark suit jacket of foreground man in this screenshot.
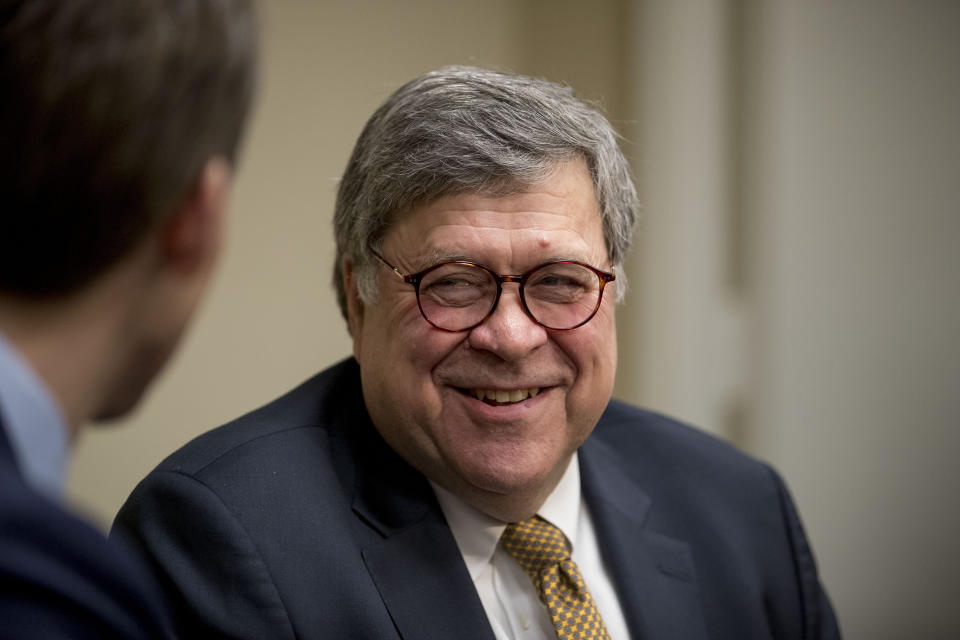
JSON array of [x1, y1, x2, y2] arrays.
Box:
[[0, 421, 171, 639], [114, 358, 839, 639]]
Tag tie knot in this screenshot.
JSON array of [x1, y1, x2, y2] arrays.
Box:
[[501, 515, 570, 573]]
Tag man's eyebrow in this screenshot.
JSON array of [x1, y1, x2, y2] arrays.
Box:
[[410, 248, 604, 273], [409, 248, 474, 270]]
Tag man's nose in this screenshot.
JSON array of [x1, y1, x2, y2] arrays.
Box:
[[466, 286, 548, 360]]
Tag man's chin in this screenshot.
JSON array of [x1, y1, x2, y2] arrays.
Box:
[[450, 455, 566, 517], [91, 336, 178, 424], [89, 384, 151, 424], [89, 405, 138, 425]]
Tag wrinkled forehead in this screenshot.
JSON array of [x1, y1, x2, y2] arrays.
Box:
[[375, 160, 600, 247], [379, 159, 608, 270]]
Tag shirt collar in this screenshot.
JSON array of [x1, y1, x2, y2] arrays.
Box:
[[431, 452, 582, 581], [0, 331, 69, 499]]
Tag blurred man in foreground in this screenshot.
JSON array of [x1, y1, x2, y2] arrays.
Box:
[[116, 66, 839, 639], [0, 1, 257, 637]]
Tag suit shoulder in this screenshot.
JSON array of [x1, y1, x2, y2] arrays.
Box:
[[593, 399, 771, 482], [152, 358, 362, 476], [0, 464, 171, 639], [585, 400, 791, 550]]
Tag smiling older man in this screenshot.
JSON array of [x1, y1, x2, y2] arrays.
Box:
[[114, 67, 840, 640]]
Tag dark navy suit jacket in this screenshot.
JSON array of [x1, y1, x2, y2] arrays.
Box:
[[114, 358, 840, 639], [0, 419, 172, 639]]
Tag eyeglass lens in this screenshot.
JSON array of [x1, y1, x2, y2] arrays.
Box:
[[417, 262, 604, 331]]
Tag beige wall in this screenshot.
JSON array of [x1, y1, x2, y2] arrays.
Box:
[[742, 2, 960, 636], [69, 0, 960, 636], [629, 1, 960, 637]]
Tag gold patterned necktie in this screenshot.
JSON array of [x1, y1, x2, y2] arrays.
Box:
[[500, 516, 611, 640]]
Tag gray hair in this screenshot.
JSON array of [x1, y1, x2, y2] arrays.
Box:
[[333, 66, 638, 326]]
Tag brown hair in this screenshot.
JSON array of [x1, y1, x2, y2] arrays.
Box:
[[0, 0, 258, 295]]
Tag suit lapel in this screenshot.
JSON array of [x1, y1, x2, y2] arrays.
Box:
[[580, 434, 710, 639], [350, 429, 495, 640], [360, 521, 495, 640]]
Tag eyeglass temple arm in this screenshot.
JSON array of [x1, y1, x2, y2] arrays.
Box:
[[371, 248, 408, 281]]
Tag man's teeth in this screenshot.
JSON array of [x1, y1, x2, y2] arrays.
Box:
[[471, 388, 540, 403]]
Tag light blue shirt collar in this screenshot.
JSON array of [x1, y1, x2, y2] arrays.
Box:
[[0, 331, 69, 499]]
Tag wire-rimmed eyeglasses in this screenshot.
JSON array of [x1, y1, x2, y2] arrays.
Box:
[[372, 249, 615, 332]]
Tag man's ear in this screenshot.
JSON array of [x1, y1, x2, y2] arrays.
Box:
[[341, 256, 365, 357], [161, 157, 232, 275]]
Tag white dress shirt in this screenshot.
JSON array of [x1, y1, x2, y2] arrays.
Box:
[[431, 453, 631, 639], [0, 331, 68, 498]]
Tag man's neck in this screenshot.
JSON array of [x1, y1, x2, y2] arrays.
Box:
[[0, 278, 142, 437], [436, 451, 578, 524]]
